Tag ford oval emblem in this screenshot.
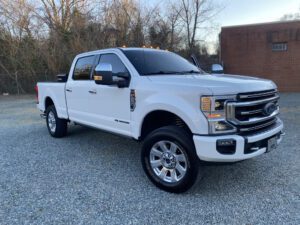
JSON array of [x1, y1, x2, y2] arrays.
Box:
[[263, 103, 277, 116]]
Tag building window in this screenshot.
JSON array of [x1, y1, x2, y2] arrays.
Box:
[[272, 42, 288, 52]]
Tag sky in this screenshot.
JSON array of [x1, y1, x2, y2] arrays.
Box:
[[214, 0, 300, 27], [209, 0, 300, 51], [148, 0, 300, 52]]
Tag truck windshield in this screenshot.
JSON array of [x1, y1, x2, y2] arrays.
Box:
[[122, 49, 206, 75]]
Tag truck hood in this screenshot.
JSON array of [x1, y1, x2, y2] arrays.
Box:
[[147, 74, 276, 95]]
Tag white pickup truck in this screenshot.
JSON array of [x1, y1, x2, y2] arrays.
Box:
[[36, 47, 284, 193]]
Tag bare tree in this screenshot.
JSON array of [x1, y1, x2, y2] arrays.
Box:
[[165, 2, 182, 50], [0, 0, 39, 93], [0, 0, 221, 94], [177, 0, 217, 53], [36, 0, 89, 32], [0, 0, 36, 38]]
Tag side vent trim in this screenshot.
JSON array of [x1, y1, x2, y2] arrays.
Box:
[[130, 89, 136, 112]]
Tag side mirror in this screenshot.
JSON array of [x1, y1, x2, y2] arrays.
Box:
[[94, 63, 113, 85], [211, 64, 224, 74]]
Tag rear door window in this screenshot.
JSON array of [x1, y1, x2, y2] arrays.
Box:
[[73, 55, 96, 80]]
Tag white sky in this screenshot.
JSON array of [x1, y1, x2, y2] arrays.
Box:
[[215, 0, 299, 27]]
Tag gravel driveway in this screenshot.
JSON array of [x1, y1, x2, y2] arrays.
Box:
[[0, 94, 299, 225]]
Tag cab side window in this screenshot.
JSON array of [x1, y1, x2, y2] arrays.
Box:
[[73, 55, 95, 80], [99, 54, 129, 77]]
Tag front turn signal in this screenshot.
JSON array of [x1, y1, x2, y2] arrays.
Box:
[[201, 97, 211, 112]]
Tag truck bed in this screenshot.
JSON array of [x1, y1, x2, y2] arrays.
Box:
[[37, 82, 68, 119]]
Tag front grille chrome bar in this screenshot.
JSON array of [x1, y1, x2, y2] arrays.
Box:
[[238, 90, 277, 100], [239, 108, 263, 116], [239, 118, 277, 132], [227, 108, 279, 125], [226, 89, 280, 132], [226, 95, 280, 125], [232, 95, 279, 107]]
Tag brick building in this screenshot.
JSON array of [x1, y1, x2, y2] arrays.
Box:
[[220, 20, 300, 92]]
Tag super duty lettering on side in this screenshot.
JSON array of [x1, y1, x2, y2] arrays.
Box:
[[36, 48, 284, 193]]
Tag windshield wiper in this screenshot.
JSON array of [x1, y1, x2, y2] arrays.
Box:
[[142, 71, 181, 75], [178, 70, 201, 74], [143, 70, 203, 75]]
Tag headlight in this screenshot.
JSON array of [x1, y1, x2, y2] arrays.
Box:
[[201, 96, 236, 134], [201, 96, 235, 118]]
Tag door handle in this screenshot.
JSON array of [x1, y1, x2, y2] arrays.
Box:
[[88, 90, 97, 94], [66, 88, 72, 92]]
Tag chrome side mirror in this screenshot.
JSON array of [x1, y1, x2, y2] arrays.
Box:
[[94, 63, 113, 85], [211, 64, 224, 74]]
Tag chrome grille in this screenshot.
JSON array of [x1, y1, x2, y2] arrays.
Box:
[[226, 89, 279, 134], [238, 89, 278, 101]]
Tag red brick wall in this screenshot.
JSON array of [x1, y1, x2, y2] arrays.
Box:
[[221, 21, 300, 92]]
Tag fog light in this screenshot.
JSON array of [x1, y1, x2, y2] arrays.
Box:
[[208, 120, 237, 134], [215, 121, 228, 130], [214, 121, 235, 132], [217, 139, 235, 146], [216, 139, 236, 155]]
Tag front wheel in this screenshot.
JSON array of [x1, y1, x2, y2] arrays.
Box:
[[46, 105, 68, 138], [141, 126, 199, 193]]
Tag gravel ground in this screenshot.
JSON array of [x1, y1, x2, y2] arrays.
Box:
[[0, 94, 299, 225]]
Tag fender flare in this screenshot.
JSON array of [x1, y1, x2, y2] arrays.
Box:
[[132, 94, 207, 139]]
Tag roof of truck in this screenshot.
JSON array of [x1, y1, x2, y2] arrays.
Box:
[[76, 47, 168, 57], [120, 47, 167, 51]]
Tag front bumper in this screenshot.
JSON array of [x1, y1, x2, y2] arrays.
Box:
[[193, 119, 284, 162]]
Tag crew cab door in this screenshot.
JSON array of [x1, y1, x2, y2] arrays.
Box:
[[65, 55, 97, 124], [88, 53, 131, 136]]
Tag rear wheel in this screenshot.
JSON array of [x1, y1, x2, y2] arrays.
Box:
[[46, 105, 68, 138], [141, 126, 199, 193]]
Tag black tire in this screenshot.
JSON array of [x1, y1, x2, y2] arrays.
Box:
[[46, 105, 68, 138], [141, 125, 199, 193]]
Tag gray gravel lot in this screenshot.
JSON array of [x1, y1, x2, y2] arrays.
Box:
[[0, 94, 299, 225]]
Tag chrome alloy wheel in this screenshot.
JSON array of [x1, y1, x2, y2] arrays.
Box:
[[48, 111, 56, 133], [149, 140, 187, 183]]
